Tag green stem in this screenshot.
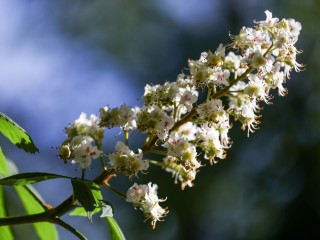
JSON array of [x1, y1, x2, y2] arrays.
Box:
[[212, 66, 254, 99], [81, 169, 86, 180], [0, 212, 48, 226], [52, 196, 76, 217], [148, 149, 167, 156], [148, 159, 166, 168], [207, 87, 212, 100], [104, 183, 126, 199], [100, 156, 106, 169], [173, 104, 178, 121], [53, 218, 87, 240], [124, 130, 129, 146], [23, 185, 48, 210]]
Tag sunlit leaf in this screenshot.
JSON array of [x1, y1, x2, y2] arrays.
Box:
[[69, 206, 101, 217], [86, 181, 103, 203], [0, 172, 71, 186], [0, 159, 56, 239], [107, 217, 126, 240], [69, 184, 104, 218], [0, 186, 14, 240], [15, 185, 58, 240], [0, 147, 8, 177], [0, 112, 39, 153], [0, 149, 14, 239]]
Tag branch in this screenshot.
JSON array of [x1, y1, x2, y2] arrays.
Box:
[[54, 218, 87, 240], [0, 212, 48, 226], [0, 170, 116, 227]]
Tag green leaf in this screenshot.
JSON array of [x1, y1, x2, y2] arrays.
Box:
[[0, 172, 71, 186], [87, 181, 103, 203], [70, 199, 111, 218], [69, 206, 101, 217], [15, 185, 58, 240], [0, 148, 14, 239], [71, 178, 97, 221], [0, 186, 14, 240], [0, 147, 8, 177], [0, 112, 39, 153], [106, 217, 126, 240], [0, 159, 56, 239], [69, 180, 104, 217]]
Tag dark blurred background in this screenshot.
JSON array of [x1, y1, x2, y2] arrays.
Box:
[[0, 0, 319, 239]]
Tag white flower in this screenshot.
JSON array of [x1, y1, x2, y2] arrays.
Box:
[[156, 114, 175, 140], [143, 82, 179, 109], [197, 124, 227, 164], [197, 99, 221, 117], [177, 87, 198, 112], [251, 49, 266, 68], [118, 104, 138, 130], [256, 10, 279, 27], [197, 99, 224, 121], [74, 112, 99, 128], [206, 44, 226, 66], [126, 183, 147, 202], [245, 74, 268, 101], [136, 105, 174, 140], [100, 104, 137, 131], [126, 182, 168, 229], [70, 136, 102, 169], [162, 132, 185, 157], [108, 141, 149, 177], [66, 112, 104, 146], [208, 67, 230, 86], [240, 102, 261, 136], [224, 51, 241, 70], [177, 122, 197, 141], [287, 18, 302, 39], [162, 131, 201, 188]]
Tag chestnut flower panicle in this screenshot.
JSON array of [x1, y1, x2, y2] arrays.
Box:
[[56, 11, 303, 229]]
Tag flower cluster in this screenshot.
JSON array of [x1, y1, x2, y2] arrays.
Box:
[[69, 136, 102, 169], [59, 113, 103, 169], [58, 11, 303, 228], [143, 10, 302, 188], [108, 141, 149, 178], [66, 112, 104, 147], [126, 182, 168, 229], [99, 104, 138, 131]]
